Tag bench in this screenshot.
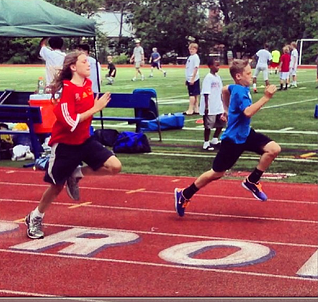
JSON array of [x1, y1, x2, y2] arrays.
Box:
[[0, 90, 34, 105], [0, 105, 42, 159], [93, 89, 162, 141]]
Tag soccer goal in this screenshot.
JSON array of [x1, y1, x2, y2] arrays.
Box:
[[297, 38, 318, 65]]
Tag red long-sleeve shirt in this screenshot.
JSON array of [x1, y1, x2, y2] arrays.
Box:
[[49, 79, 94, 146]]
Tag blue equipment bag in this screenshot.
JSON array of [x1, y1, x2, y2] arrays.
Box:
[[113, 131, 151, 153], [140, 113, 184, 131]]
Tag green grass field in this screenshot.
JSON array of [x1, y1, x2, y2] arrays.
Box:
[[0, 64, 317, 183]]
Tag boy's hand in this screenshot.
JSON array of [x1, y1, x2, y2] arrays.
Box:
[[264, 84, 277, 98], [94, 92, 111, 111]]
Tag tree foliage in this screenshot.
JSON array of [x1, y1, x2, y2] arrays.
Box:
[[0, 0, 317, 64]]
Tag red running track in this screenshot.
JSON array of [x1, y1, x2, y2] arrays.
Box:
[[0, 167, 317, 297]]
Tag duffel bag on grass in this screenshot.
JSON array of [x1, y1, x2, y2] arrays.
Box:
[[113, 131, 151, 153], [140, 112, 184, 131]]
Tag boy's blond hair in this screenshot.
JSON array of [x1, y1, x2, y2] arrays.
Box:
[[188, 43, 198, 50], [229, 59, 249, 80]]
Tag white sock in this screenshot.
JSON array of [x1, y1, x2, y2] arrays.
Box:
[[253, 83, 257, 90], [31, 207, 44, 219], [72, 165, 84, 178]]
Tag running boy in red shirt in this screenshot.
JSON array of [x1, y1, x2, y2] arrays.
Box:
[[25, 51, 122, 239]]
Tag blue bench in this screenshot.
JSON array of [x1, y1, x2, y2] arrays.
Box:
[[0, 90, 34, 105], [0, 105, 42, 159], [93, 89, 162, 141]]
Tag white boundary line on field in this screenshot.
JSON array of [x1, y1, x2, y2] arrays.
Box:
[[146, 152, 318, 163], [262, 98, 317, 109], [150, 138, 317, 147]]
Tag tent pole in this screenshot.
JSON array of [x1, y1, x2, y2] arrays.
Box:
[[93, 36, 104, 129]]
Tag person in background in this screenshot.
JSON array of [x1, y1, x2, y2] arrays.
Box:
[[278, 46, 291, 91], [289, 41, 299, 88], [130, 39, 145, 81], [149, 47, 167, 78], [315, 55, 318, 88], [174, 59, 281, 217], [78, 44, 101, 93], [270, 49, 281, 74], [39, 37, 66, 87], [106, 55, 117, 85], [25, 51, 122, 239], [184, 43, 200, 115], [199, 56, 227, 151], [252, 43, 272, 93]]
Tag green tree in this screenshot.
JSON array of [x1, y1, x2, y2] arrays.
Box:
[[208, 0, 317, 60], [126, 0, 210, 61]]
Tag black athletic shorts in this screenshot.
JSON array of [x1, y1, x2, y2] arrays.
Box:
[[212, 128, 272, 172], [44, 136, 114, 185], [186, 79, 200, 96]]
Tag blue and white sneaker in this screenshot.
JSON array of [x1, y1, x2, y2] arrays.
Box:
[[242, 178, 268, 201], [174, 188, 190, 217]]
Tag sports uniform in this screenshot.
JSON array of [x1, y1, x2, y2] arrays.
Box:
[[44, 79, 113, 186], [213, 84, 271, 172]]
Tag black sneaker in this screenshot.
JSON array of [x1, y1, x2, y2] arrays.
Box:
[[66, 176, 81, 201], [25, 213, 44, 239]]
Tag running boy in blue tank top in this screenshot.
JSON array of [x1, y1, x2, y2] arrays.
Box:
[[174, 59, 281, 217]]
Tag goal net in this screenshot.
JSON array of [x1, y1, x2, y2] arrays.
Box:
[[297, 38, 318, 65]]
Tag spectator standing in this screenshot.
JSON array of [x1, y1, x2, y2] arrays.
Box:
[[289, 41, 299, 88], [130, 39, 145, 81], [184, 43, 200, 115], [78, 44, 101, 93], [278, 46, 291, 91], [199, 57, 227, 150], [316, 55, 318, 88], [270, 49, 281, 74], [39, 37, 66, 87]]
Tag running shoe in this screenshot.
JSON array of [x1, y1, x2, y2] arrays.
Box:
[[66, 176, 81, 201], [242, 178, 267, 201], [25, 213, 44, 239], [174, 188, 190, 217]]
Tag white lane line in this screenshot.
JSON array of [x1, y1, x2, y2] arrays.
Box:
[[0, 247, 316, 282], [0, 197, 317, 224]]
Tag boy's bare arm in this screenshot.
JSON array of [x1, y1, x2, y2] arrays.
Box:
[[244, 85, 276, 117]]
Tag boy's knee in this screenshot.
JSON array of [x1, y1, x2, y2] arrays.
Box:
[[106, 157, 122, 175], [268, 142, 281, 157], [111, 161, 122, 175]]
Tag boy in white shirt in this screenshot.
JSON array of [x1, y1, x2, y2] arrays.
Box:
[[200, 57, 227, 150], [39, 37, 66, 87], [184, 43, 200, 115], [289, 41, 299, 88], [252, 43, 272, 93]]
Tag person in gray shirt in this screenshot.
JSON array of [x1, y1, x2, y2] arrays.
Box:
[[130, 39, 145, 81]]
